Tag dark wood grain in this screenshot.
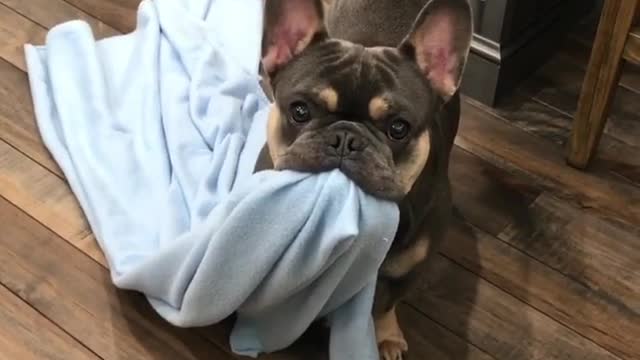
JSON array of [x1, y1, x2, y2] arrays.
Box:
[[442, 216, 640, 359], [0, 196, 232, 360], [565, 17, 640, 95], [0, 139, 91, 246], [62, 0, 140, 34], [0, 3, 44, 71], [564, 37, 640, 95], [624, 27, 640, 63], [527, 48, 640, 150], [0, 284, 98, 360], [499, 194, 640, 320], [397, 305, 495, 360], [445, 138, 640, 359], [525, 13, 640, 160], [0, 0, 119, 39], [457, 98, 640, 227], [0, 59, 64, 176], [409, 253, 620, 360], [449, 146, 540, 236], [488, 91, 640, 185], [201, 304, 496, 360]]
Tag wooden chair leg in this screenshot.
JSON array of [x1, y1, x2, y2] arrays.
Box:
[[567, 0, 638, 169]]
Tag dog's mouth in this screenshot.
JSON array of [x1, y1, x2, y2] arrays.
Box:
[[274, 128, 406, 202]]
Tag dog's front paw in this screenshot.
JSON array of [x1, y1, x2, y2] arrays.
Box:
[[379, 339, 408, 360], [375, 306, 409, 360]]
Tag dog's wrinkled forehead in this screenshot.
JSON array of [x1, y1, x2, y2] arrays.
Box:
[[271, 39, 436, 123]]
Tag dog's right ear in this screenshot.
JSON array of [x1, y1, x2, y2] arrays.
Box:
[[262, 0, 326, 76]]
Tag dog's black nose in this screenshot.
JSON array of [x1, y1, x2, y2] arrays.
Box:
[[330, 132, 366, 156]]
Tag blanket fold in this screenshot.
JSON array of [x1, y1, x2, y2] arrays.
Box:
[[24, 0, 399, 358]]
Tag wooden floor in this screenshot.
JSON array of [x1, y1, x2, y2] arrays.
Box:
[[0, 1, 638, 359]]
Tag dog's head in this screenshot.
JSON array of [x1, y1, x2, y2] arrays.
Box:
[[260, 0, 472, 201]]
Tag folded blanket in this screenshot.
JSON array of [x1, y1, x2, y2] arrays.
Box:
[[23, 0, 399, 358]]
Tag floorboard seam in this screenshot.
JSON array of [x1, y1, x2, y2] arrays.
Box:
[[443, 220, 628, 360], [0, 193, 237, 359], [402, 301, 499, 360], [0, 137, 66, 181], [0, 282, 105, 359], [60, 0, 129, 33]]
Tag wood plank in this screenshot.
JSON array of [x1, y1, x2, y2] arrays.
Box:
[[62, 0, 140, 34], [443, 216, 640, 359], [447, 123, 639, 358], [565, 19, 640, 95], [77, 234, 108, 267], [489, 91, 640, 185], [215, 302, 497, 360], [623, 27, 640, 64], [0, 0, 119, 39], [450, 146, 540, 235], [398, 305, 495, 360], [457, 98, 640, 227], [499, 194, 640, 319], [0, 1, 118, 172], [0, 10, 65, 177], [410, 253, 620, 360], [203, 306, 497, 360], [0, 196, 232, 360], [524, 49, 640, 149], [0, 3, 44, 71], [0, 284, 97, 360], [0, 139, 90, 243], [0, 138, 318, 359], [447, 96, 640, 357]]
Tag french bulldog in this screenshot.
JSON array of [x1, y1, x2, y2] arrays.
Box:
[[255, 0, 473, 358]]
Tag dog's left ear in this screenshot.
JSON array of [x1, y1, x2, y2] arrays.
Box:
[[262, 0, 326, 76], [399, 0, 473, 102]]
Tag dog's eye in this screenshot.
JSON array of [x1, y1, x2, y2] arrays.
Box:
[[290, 101, 312, 123], [388, 119, 411, 140]]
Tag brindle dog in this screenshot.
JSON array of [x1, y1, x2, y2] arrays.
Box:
[[256, 1, 473, 358]]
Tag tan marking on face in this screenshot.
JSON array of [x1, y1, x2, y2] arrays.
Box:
[[317, 87, 339, 112], [374, 307, 408, 350], [267, 104, 287, 165], [368, 96, 390, 121], [380, 235, 430, 278], [397, 131, 431, 193]]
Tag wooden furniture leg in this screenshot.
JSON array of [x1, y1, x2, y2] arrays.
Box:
[[567, 0, 638, 169]]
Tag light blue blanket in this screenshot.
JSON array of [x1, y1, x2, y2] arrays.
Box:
[[24, 0, 399, 358]]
